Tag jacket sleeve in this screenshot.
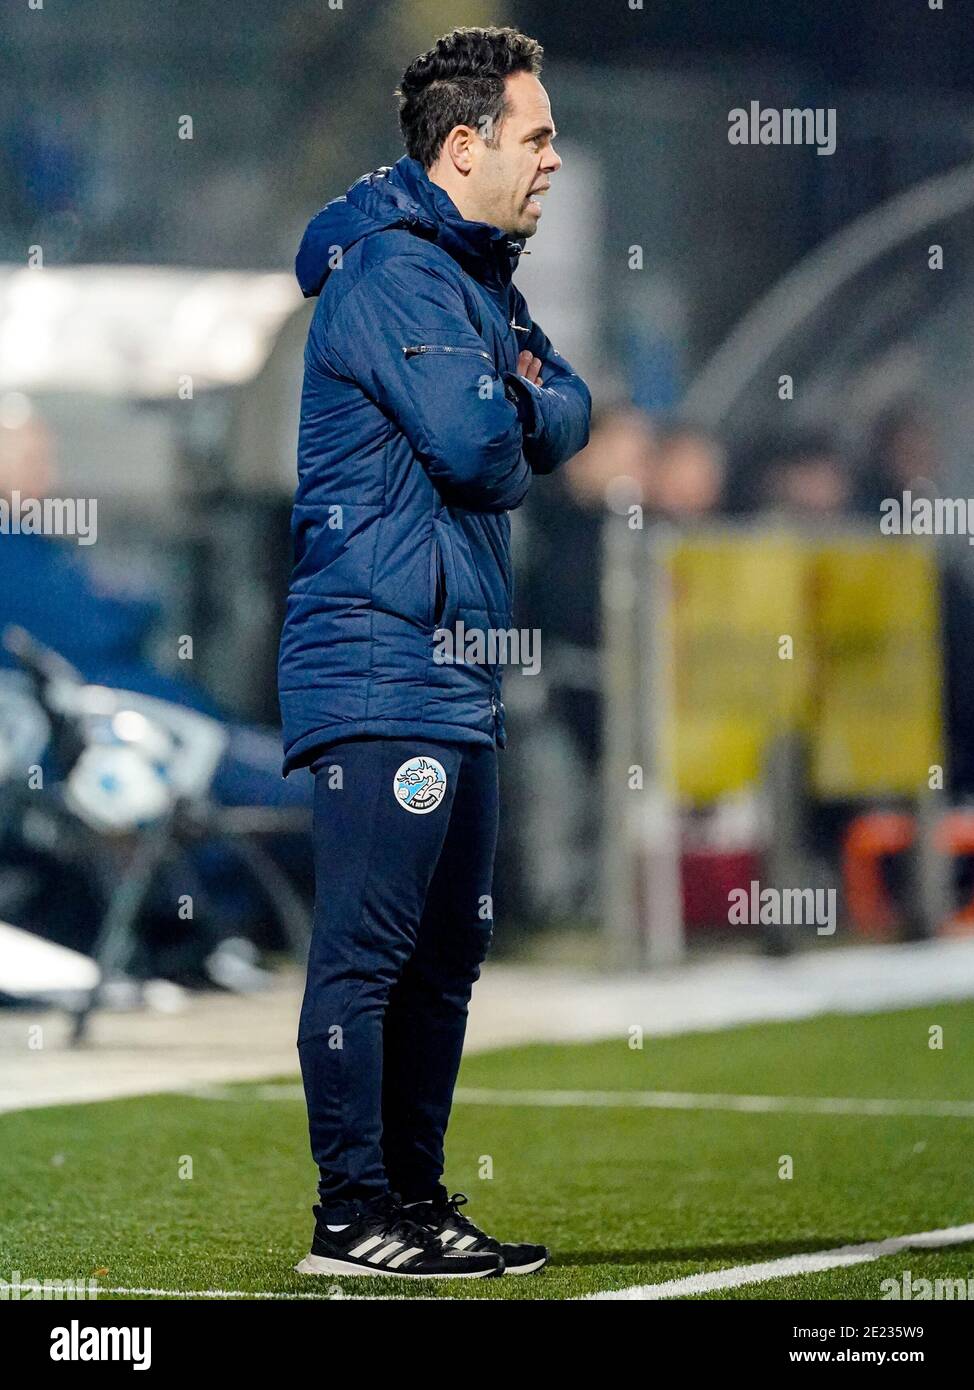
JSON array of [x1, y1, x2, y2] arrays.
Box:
[[319, 255, 532, 514], [502, 285, 593, 475]]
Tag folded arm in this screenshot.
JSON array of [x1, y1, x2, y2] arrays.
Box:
[[320, 256, 532, 513], [501, 285, 593, 475]]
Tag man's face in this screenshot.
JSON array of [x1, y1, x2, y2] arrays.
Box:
[[468, 71, 562, 238]]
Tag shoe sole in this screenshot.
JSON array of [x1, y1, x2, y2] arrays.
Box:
[[295, 1253, 502, 1279], [502, 1254, 548, 1275]]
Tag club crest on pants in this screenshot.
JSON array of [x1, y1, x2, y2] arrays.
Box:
[[393, 756, 447, 814]]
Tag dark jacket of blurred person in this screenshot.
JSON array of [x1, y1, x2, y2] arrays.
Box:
[[520, 405, 657, 651], [516, 405, 657, 774], [0, 412, 307, 812], [0, 414, 218, 715], [0, 408, 311, 970]]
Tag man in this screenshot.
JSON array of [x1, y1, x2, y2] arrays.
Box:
[[279, 25, 592, 1279]]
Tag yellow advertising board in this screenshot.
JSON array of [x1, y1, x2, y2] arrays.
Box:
[[809, 539, 943, 798], [663, 530, 942, 802]]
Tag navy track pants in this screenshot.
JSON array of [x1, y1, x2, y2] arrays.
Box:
[[297, 737, 498, 1222]]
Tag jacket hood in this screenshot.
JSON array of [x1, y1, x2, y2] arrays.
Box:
[[296, 155, 527, 297]]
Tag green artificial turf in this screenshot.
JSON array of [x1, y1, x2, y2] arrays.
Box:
[[1, 1001, 973, 1300]]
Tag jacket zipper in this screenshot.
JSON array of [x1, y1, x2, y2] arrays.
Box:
[[403, 344, 492, 362]]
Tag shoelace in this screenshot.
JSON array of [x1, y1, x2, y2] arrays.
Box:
[[436, 1192, 502, 1252], [375, 1195, 441, 1251]]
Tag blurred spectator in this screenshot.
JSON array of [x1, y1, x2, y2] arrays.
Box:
[[0, 110, 84, 227], [0, 398, 218, 715], [504, 404, 656, 925], [749, 429, 849, 521], [855, 400, 941, 512], [522, 402, 657, 657], [562, 403, 658, 510], [652, 422, 725, 523], [0, 399, 310, 975], [0, 403, 313, 812]]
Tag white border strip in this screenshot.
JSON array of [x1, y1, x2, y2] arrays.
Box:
[[584, 1223, 974, 1300]]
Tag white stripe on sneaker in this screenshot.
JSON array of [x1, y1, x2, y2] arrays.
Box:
[[453, 1235, 478, 1250], [440, 1229, 458, 1244], [368, 1241, 404, 1265], [347, 1235, 384, 1258], [387, 1246, 425, 1269]]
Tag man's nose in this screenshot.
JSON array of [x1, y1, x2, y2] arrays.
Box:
[[542, 146, 562, 175]]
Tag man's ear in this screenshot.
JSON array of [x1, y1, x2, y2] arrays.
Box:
[[445, 125, 475, 174]]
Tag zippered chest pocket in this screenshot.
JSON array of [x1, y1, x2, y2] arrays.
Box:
[[403, 344, 493, 363]]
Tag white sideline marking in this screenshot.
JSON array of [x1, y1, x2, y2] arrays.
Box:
[[182, 1081, 974, 1120], [101, 1286, 347, 1300], [8, 937, 974, 1116], [98, 1221, 974, 1301], [584, 1222, 974, 1300], [452, 1086, 974, 1120], [100, 1285, 450, 1301], [181, 1083, 305, 1101]]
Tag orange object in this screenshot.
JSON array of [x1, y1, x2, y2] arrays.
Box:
[[843, 807, 974, 938], [935, 811, 974, 934], [842, 811, 914, 938]]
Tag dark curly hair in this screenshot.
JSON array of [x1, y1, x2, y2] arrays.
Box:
[[396, 26, 544, 170]]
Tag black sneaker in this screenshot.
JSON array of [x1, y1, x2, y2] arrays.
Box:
[[294, 1193, 504, 1279], [407, 1188, 549, 1276]]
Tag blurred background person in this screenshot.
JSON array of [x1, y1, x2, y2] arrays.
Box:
[[740, 428, 850, 524], [504, 403, 656, 928], [0, 395, 311, 986], [0, 395, 219, 714], [651, 421, 726, 525], [855, 400, 942, 513]]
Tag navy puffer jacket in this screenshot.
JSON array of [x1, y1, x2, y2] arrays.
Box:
[[278, 156, 592, 773]]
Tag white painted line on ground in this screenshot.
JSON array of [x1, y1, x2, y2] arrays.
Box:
[[452, 1086, 974, 1119], [96, 1222, 974, 1301], [179, 1083, 305, 1102], [101, 1286, 334, 1300], [179, 1081, 974, 1119], [6, 938, 974, 1116], [583, 1222, 974, 1300], [99, 1286, 370, 1300]]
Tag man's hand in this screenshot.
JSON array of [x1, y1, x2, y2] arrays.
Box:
[[517, 350, 544, 387]]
